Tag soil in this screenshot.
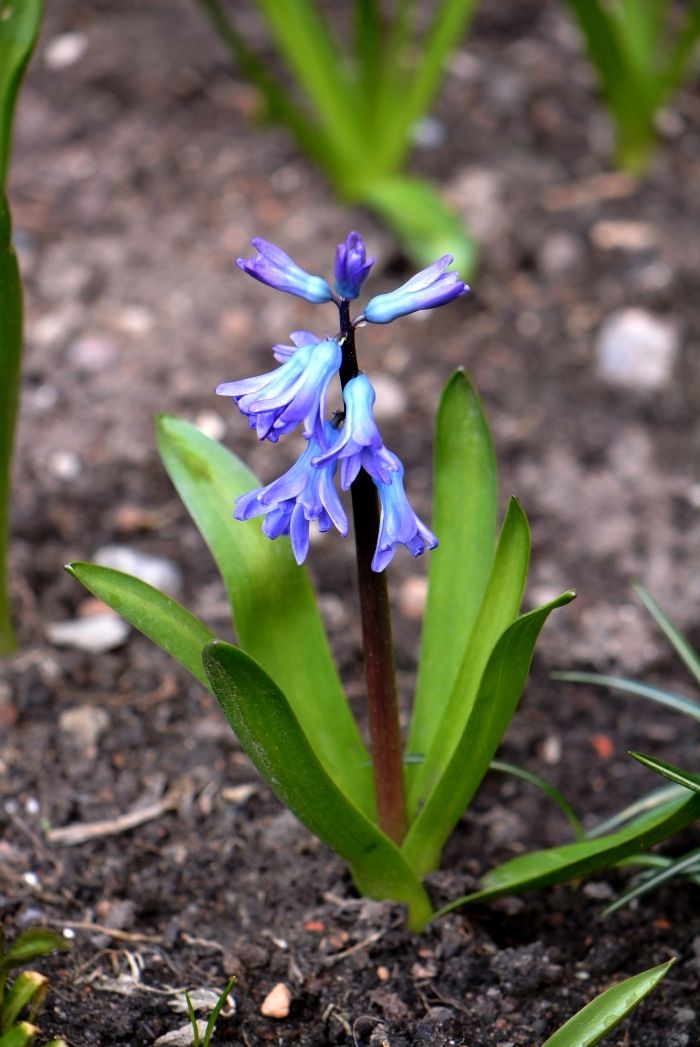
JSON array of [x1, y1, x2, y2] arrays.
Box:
[[2, 0, 700, 1044]]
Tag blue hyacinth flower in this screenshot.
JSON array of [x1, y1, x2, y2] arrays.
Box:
[[237, 238, 333, 304], [313, 373, 398, 490], [235, 424, 348, 564], [216, 338, 342, 442], [363, 254, 469, 324], [372, 458, 438, 572], [334, 231, 375, 300]]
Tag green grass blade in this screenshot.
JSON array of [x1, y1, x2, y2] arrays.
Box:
[[403, 590, 575, 875], [355, 175, 477, 277], [662, 0, 700, 96], [629, 751, 700, 794], [587, 783, 687, 838], [203, 978, 236, 1047], [541, 959, 674, 1047], [633, 582, 700, 686], [490, 759, 584, 841], [0, 0, 43, 187], [408, 498, 531, 817], [203, 640, 433, 931], [0, 192, 21, 654], [253, 0, 362, 166], [66, 563, 215, 688], [409, 370, 497, 769], [156, 415, 373, 816], [551, 670, 700, 723], [604, 846, 700, 915], [184, 991, 200, 1047], [354, 0, 382, 114], [433, 790, 700, 915], [194, 0, 328, 173]]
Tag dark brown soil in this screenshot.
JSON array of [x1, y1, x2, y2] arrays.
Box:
[[2, 1, 700, 1044]]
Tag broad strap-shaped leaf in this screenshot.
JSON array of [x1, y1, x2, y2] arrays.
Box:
[[0, 928, 68, 971], [409, 370, 497, 769], [0, 0, 43, 187], [541, 959, 674, 1047], [629, 751, 700, 795], [403, 590, 574, 876], [66, 563, 215, 689], [156, 415, 373, 818], [203, 641, 434, 931], [0, 1023, 39, 1047], [633, 581, 700, 687], [356, 175, 477, 279], [432, 791, 700, 915], [0, 192, 21, 654], [408, 498, 531, 817]]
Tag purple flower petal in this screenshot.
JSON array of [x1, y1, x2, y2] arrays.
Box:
[[334, 231, 375, 300], [364, 254, 469, 324], [313, 373, 398, 489], [237, 238, 333, 304], [371, 458, 438, 572]]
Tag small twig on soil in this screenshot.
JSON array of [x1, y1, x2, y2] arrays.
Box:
[[322, 928, 385, 966], [45, 919, 164, 945], [46, 780, 189, 846], [180, 933, 227, 954]]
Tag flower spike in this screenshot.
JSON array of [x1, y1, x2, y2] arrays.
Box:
[[235, 424, 348, 564], [216, 338, 341, 442], [363, 255, 469, 324], [334, 231, 375, 300], [237, 238, 333, 304], [313, 373, 398, 490], [372, 457, 438, 572]]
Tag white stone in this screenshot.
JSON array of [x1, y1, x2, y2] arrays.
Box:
[[154, 1022, 207, 1046], [47, 450, 82, 481], [194, 411, 226, 441], [46, 614, 130, 654], [596, 308, 679, 391], [45, 32, 88, 70], [371, 373, 407, 420], [59, 706, 109, 760], [94, 545, 183, 595]]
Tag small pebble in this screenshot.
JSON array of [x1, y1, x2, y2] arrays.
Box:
[[260, 982, 292, 1019], [67, 334, 119, 373], [398, 576, 428, 620], [48, 450, 82, 481], [371, 373, 407, 420], [596, 308, 679, 391], [59, 706, 110, 760], [46, 613, 130, 654], [590, 220, 657, 251], [412, 116, 446, 149], [45, 32, 88, 70], [153, 1022, 207, 1046], [94, 545, 183, 595], [195, 411, 226, 441], [538, 231, 583, 276]]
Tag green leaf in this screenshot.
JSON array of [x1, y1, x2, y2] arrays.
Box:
[[203, 640, 434, 931], [633, 582, 700, 687], [587, 782, 686, 839], [433, 790, 700, 916], [629, 751, 700, 794], [1, 929, 69, 972], [408, 498, 531, 819], [202, 978, 236, 1047], [604, 845, 700, 915], [184, 991, 200, 1047], [0, 0, 43, 187], [0, 191, 21, 654], [0, 1024, 38, 1047], [354, 175, 477, 279], [490, 759, 584, 841], [156, 415, 373, 818], [551, 671, 700, 723], [409, 370, 497, 772], [66, 563, 215, 688], [0, 972, 46, 1031], [252, 0, 362, 167], [541, 959, 674, 1047], [403, 590, 575, 876]]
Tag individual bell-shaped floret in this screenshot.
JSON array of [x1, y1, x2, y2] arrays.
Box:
[[334, 231, 375, 301], [363, 254, 468, 324], [372, 457, 438, 572], [235, 424, 348, 565], [313, 373, 397, 490], [216, 338, 342, 442], [237, 238, 333, 304]]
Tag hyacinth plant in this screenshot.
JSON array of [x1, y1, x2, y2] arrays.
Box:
[[68, 233, 700, 931], [0, 926, 70, 1047]]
